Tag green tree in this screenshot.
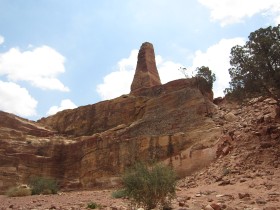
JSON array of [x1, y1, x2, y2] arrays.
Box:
[[225, 24, 280, 106], [178, 66, 216, 90], [195, 66, 216, 90]]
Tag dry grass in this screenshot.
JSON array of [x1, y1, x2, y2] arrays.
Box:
[[6, 186, 32, 197]]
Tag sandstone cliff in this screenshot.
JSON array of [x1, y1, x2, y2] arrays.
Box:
[[0, 42, 222, 193]]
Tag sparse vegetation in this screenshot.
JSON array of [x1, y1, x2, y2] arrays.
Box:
[[195, 66, 216, 90], [29, 176, 59, 195], [87, 201, 100, 209], [121, 162, 177, 210], [111, 189, 127, 199], [178, 66, 216, 91], [6, 186, 32, 197]]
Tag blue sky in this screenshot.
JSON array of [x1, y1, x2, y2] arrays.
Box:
[[0, 0, 279, 120]]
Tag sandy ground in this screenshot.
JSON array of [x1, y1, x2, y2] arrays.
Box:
[[0, 167, 279, 210]]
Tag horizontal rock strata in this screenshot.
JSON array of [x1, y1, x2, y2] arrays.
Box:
[[0, 42, 220, 193]]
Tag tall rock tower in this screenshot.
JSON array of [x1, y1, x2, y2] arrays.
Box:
[[130, 42, 162, 93]]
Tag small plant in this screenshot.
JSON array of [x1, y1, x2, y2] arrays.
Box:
[[6, 186, 32, 197], [122, 162, 177, 209], [222, 167, 231, 176], [29, 176, 58, 195], [87, 202, 100, 209], [111, 189, 127, 198]]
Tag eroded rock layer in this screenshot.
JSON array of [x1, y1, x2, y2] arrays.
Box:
[[130, 42, 161, 93], [0, 42, 222, 193]]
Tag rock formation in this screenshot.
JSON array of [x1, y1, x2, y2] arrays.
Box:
[[0, 42, 220, 193], [1, 96, 280, 209], [130, 42, 161, 93]]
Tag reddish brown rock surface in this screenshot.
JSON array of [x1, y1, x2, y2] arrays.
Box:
[[130, 42, 161, 93], [0, 97, 279, 209], [0, 43, 219, 194]]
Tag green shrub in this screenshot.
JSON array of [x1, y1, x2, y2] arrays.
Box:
[[122, 162, 177, 209], [6, 186, 32, 197], [29, 176, 58, 195], [87, 202, 100, 209], [111, 189, 127, 198]]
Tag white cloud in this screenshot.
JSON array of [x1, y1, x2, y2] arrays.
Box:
[[0, 81, 37, 117], [188, 38, 245, 97], [198, 0, 280, 26], [96, 50, 137, 100], [156, 56, 184, 83], [0, 35, 4, 45], [46, 99, 77, 116], [96, 50, 184, 100], [0, 46, 69, 91]]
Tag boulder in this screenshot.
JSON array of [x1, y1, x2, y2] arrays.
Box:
[[224, 112, 238, 122]]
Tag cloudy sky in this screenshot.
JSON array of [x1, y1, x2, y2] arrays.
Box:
[[0, 0, 279, 120]]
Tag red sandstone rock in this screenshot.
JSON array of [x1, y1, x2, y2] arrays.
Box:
[[210, 203, 221, 210], [1, 93, 280, 209], [130, 42, 161, 93]]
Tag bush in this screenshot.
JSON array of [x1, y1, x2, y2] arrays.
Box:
[[6, 186, 32, 197], [29, 176, 58, 195], [122, 162, 177, 209], [111, 189, 127, 199], [87, 202, 100, 209]]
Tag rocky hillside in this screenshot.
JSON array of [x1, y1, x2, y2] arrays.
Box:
[[176, 96, 280, 209]]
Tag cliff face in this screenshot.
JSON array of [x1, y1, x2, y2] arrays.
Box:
[[0, 42, 221, 193], [38, 78, 213, 137]]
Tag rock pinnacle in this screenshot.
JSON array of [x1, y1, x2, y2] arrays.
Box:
[[130, 42, 161, 93]]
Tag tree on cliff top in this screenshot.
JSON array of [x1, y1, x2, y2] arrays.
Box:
[[179, 66, 216, 90], [225, 24, 280, 106], [195, 66, 216, 90]]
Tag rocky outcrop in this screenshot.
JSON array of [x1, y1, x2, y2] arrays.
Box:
[[38, 78, 214, 137], [0, 111, 54, 137], [130, 42, 161, 93], [0, 42, 221, 193]]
